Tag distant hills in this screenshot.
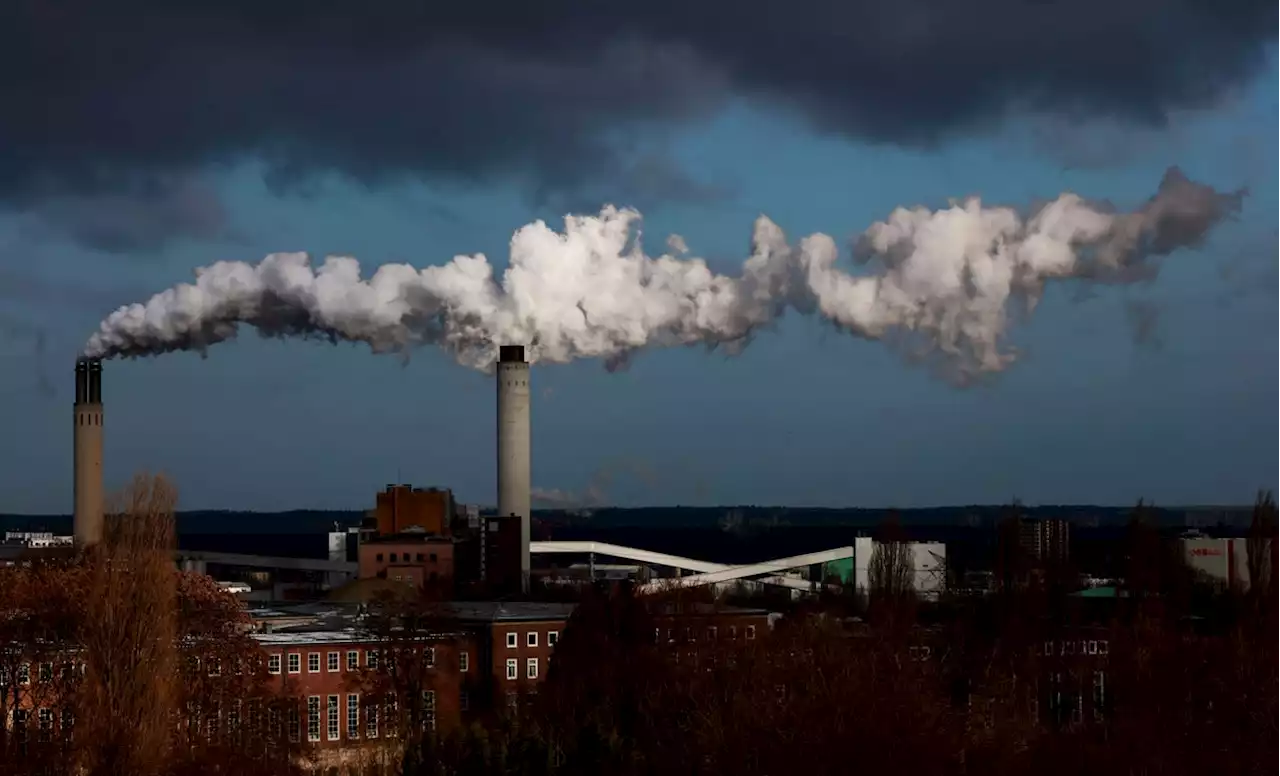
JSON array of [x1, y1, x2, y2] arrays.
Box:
[[0, 503, 1256, 536]]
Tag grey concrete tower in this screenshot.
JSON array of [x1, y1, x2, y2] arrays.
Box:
[[73, 359, 105, 546], [496, 345, 531, 592]]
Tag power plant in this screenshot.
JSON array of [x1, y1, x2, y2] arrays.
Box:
[[496, 345, 532, 592], [73, 359, 104, 546]]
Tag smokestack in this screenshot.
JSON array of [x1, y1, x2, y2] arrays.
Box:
[[73, 358, 104, 547], [496, 345, 531, 593]]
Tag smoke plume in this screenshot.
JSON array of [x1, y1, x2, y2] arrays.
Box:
[[82, 168, 1242, 379]]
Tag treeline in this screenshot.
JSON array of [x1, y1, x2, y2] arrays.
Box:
[[395, 497, 1279, 776]]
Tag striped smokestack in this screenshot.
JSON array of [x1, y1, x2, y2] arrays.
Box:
[[496, 345, 531, 592], [73, 358, 104, 546]]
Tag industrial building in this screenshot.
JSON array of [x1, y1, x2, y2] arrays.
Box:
[[1179, 533, 1275, 591]]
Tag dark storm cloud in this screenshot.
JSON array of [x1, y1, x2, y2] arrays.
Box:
[[0, 0, 1272, 236]]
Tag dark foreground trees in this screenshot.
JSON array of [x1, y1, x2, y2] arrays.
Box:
[[396, 505, 1277, 776]]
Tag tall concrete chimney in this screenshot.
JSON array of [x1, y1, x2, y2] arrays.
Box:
[[496, 345, 531, 593], [73, 358, 104, 546]]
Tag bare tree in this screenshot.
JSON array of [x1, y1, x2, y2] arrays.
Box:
[[77, 473, 181, 776], [1246, 490, 1276, 599]]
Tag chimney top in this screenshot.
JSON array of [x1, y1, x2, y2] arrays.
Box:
[[498, 345, 525, 364]]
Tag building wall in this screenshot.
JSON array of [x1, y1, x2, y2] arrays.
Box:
[[1181, 537, 1273, 590], [256, 635, 475, 749], [357, 540, 454, 589], [483, 619, 566, 709], [853, 538, 947, 598], [374, 486, 452, 536]]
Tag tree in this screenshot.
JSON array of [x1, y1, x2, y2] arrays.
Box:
[[0, 473, 306, 776]]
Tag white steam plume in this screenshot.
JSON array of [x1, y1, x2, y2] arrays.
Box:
[[83, 168, 1242, 379]]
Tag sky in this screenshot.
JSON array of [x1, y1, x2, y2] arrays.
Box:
[[0, 3, 1275, 513]]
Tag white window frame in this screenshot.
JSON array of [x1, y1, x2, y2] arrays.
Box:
[[367, 650, 379, 669], [422, 690, 436, 732], [287, 653, 300, 674], [526, 657, 538, 680], [327, 651, 340, 672], [547, 630, 559, 646], [459, 651, 469, 673], [307, 653, 321, 673], [506, 632, 518, 649], [527, 631, 538, 648], [327, 695, 340, 741], [347, 650, 359, 671], [425, 646, 435, 668], [746, 625, 757, 640], [505, 658, 518, 680], [267, 654, 282, 674], [366, 699, 379, 739], [346, 693, 360, 738], [307, 696, 321, 742]]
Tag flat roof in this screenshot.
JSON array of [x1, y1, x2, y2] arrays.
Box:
[[442, 601, 578, 623]]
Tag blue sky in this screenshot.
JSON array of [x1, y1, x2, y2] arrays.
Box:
[[0, 55, 1275, 514]]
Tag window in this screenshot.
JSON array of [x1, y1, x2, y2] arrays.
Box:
[[429, 553, 437, 562], [346, 694, 360, 738], [0, 666, 8, 686], [327, 652, 339, 672], [506, 659, 518, 680], [384, 695, 399, 739], [416, 553, 424, 562], [506, 632, 518, 649], [207, 658, 220, 677], [422, 690, 436, 732], [308, 653, 321, 673], [460, 690, 470, 712], [707, 627, 717, 641], [376, 553, 383, 562], [287, 653, 301, 674], [18, 663, 29, 684], [1087, 640, 1098, 655], [327, 695, 340, 741], [527, 631, 538, 648], [729, 626, 738, 639], [268, 654, 281, 674], [38, 708, 52, 743], [506, 691, 518, 710], [459, 651, 469, 673], [288, 704, 300, 743], [347, 651, 359, 671], [60, 709, 73, 744], [1092, 671, 1107, 721], [745, 625, 757, 640], [366, 697, 379, 739], [526, 658, 538, 680], [425, 646, 435, 668], [307, 696, 321, 742], [38, 663, 52, 683], [389, 553, 397, 563], [1098, 640, 1109, 656], [367, 650, 379, 669]]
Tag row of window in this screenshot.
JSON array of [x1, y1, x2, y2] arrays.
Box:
[[504, 657, 541, 681], [6, 708, 72, 744], [265, 647, 460, 675], [374, 551, 439, 563], [0, 662, 82, 686], [655, 624, 757, 644], [505, 630, 559, 649], [1035, 639, 1110, 657], [182, 692, 431, 744]]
